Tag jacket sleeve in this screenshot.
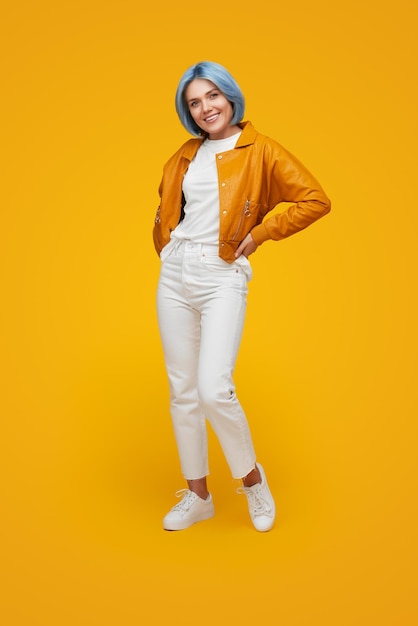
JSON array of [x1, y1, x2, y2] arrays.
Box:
[[152, 175, 164, 256], [250, 143, 331, 246]]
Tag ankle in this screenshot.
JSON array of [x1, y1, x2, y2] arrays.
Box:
[[242, 465, 261, 488], [187, 478, 209, 500], [190, 488, 209, 500]]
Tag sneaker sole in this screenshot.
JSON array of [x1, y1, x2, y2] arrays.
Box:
[[163, 507, 215, 531]]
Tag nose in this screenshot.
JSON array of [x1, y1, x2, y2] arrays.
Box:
[[202, 98, 213, 113]]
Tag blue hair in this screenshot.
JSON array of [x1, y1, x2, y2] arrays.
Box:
[[175, 61, 245, 136]]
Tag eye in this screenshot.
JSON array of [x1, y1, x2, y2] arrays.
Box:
[[190, 100, 199, 108], [210, 92, 219, 99]]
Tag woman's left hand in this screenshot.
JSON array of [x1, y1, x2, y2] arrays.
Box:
[[234, 232, 258, 259]]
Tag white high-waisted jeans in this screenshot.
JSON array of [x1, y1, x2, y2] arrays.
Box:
[[156, 239, 257, 480]]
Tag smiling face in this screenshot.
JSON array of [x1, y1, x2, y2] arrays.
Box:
[[185, 78, 240, 140]]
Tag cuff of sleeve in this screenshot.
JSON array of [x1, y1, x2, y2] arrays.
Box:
[[251, 223, 271, 246]]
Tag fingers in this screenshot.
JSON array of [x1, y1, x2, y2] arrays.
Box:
[[234, 237, 247, 257], [234, 242, 244, 258], [235, 233, 257, 258]]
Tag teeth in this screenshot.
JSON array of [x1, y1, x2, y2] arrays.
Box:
[[205, 114, 219, 122]]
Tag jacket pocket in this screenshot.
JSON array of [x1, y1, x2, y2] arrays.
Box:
[[231, 200, 252, 241], [230, 200, 265, 241]]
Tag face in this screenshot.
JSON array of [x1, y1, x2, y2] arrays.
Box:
[[185, 78, 239, 140]]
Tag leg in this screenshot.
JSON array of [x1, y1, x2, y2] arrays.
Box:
[[193, 256, 275, 531], [195, 261, 257, 479], [158, 257, 215, 530], [157, 256, 209, 480]]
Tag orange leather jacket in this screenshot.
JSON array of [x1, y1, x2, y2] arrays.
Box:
[[153, 121, 331, 263]]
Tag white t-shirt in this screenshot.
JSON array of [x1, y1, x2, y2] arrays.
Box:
[[170, 131, 242, 244]]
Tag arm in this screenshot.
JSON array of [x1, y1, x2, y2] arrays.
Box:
[[250, 144, 331, 246]]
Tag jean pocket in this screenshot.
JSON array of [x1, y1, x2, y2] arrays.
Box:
[[202, 255, 237, 272], [232, 254, 252, 281]]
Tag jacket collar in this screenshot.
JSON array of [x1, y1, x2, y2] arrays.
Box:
[[235, 121, 258, 147], [182, 121, 257, 161]]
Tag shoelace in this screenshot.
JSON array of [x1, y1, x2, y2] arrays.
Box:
[[236, 484, 273, 516], [171, 489, 199, 512]]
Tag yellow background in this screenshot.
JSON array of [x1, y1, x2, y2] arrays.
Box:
[[1, 1, 417, 624]]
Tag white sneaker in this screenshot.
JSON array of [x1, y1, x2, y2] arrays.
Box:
[[163, 489, 215, 531], [237, 463, 276, 532]]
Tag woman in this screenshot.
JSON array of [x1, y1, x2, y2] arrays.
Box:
[[154, 61, 330, 532]]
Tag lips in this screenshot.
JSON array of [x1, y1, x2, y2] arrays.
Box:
[[204, 113, 220, 123]]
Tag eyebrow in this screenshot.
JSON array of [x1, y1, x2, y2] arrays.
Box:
[[187, 89, 219, 103]]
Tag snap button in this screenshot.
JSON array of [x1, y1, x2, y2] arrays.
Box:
[[221, 182, 226, 187], [218, 155, 223, 159], [222, 210, 227, 215]]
